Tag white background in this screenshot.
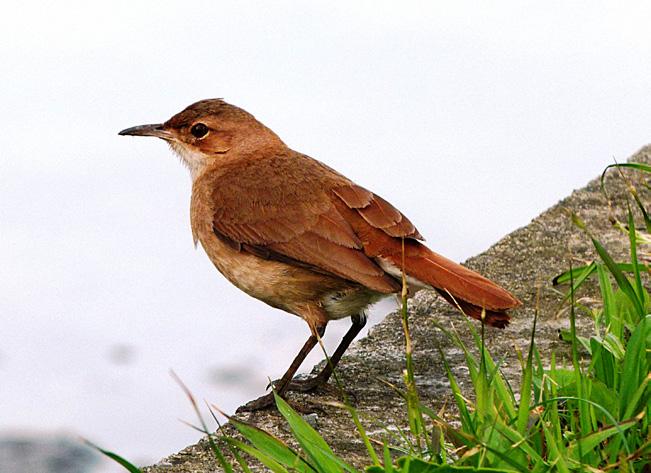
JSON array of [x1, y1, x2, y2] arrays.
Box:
[[1, 1, 650, 471]]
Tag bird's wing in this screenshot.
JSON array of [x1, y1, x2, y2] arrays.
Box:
[[206, 151, 518, 327], [208, 152, 420, 293], [330, 182, 520, 327], [332, 184, 423, 240]]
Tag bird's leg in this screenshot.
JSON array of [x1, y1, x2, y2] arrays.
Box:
[[238, 324, 325, 412], [287, 313, 367, 393], [271, 326, 325, 394]]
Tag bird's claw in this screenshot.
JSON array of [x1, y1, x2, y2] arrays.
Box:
[[265, 379, 280, 391], [237, 376, 329, 413], [286, 376, 323, 393], [236, 392, 276, 412]]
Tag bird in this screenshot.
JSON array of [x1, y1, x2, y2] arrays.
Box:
[[119, 98, 521, 410]]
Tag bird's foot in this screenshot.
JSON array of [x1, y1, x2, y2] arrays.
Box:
[[236, 391, 319, 414], [236, 392, 276, 412], [266, 375, 324, 392], [286, 374, 327, 393], [238, 374, 332, 413], [265, 378, 285, 391]]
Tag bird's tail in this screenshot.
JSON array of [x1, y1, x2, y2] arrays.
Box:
[[385, 243, 520, 328]]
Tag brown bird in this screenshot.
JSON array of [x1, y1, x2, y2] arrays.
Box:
[[119, 99, 520, 410]]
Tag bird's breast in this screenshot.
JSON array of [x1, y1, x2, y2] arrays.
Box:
[[190, 192, 368, 318]]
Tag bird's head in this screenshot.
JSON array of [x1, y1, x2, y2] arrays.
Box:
[[119, 99, 282, 178]]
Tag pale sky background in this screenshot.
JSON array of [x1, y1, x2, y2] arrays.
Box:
[[1, 1, 651, 471]]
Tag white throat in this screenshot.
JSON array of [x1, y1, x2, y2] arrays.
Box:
[[168, 141, 209, 181]]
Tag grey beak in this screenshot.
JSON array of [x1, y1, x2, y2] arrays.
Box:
[[118, 123, 171, 139]]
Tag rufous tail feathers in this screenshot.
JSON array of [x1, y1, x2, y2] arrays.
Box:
[[385, 243, 520, 328]]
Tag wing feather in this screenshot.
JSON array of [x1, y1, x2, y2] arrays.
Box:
[[208, 153, 398, 293], [333, 185, 423, 240]]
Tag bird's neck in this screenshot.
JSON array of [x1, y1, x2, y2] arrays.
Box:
[[175, 137, 287, 183], [168, 141, 210, 181]]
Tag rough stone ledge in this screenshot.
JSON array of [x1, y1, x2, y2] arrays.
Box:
[[143, 145, 651, 472]]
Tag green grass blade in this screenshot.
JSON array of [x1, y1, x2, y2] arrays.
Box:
[[627, 204, 644, 304], [538, 396, 633, 456], [591, 237, 645, 317], [568, 263, 594, 450], [516, 310, 537, 435], [230, 417, 315, 473], [210, 438, 234, 473], [274, 393, 357, 473], [382, 443, 394, 473], [489, 421, 545, 464], [169, 372, 234, 473], [632, 192, 651, 234], [602, 332, 626, 360], [620, 315, 651, 419], [207, 405, 252, 473], [476, 323, 491, 425], [567, 419, 636, 460], [483, 360, 516, 421], [228, 446, 254, 473], [461, 318, 517, 421], [552, 262, 651, 286], [552, 262, 597, 304], [622, 375, 650, 420], [226, 438, 290, 473], [398, 456, 516, 471], [438, 347, 476, 437], [596, 263, 617, 336], [589, 339, 615, 389], [464, 432, 535, 472], [541, 423, 570, 473], [344, 404, 379, 466], [547, 352, 562, 443], [600, 162, 651, 194], [83, 440, 142, 473]]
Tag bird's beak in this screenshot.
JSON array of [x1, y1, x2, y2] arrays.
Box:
[[118, 123, 172, 139]]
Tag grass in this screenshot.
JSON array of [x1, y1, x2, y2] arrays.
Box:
[[92, 162, 651, 472]]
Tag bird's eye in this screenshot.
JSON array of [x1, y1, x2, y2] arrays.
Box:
[[190, 123, 209, 139]]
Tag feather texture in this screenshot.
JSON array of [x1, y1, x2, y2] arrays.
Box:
[[203, 148, 519, 327]]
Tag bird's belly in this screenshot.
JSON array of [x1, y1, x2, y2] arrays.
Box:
[[195, 227, 367, 318], [321, 288, 388, 319]]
